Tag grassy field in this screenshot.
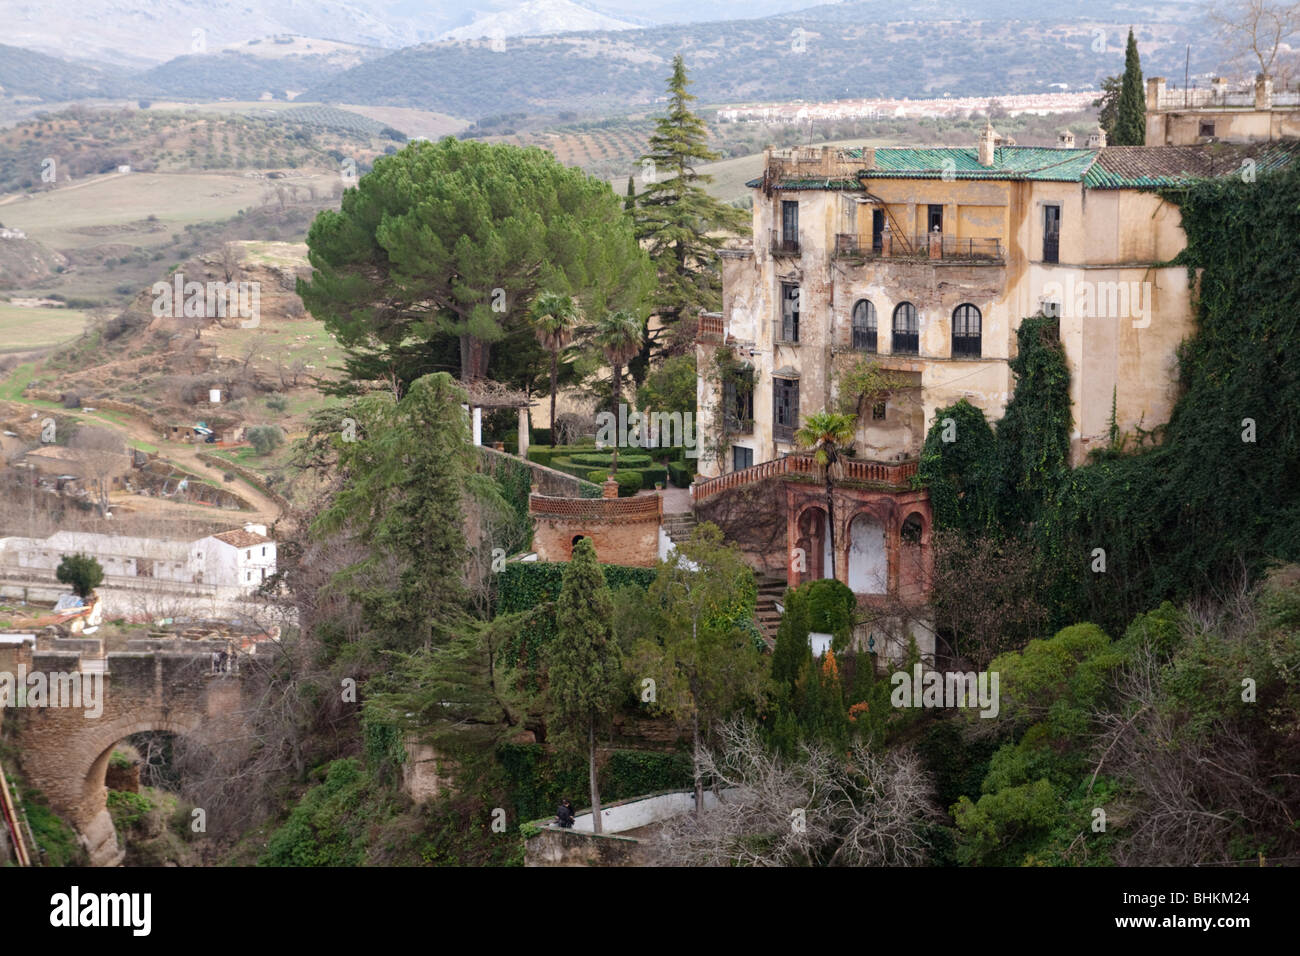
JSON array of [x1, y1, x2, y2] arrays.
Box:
[[0, 172, 331, 252], [0, 305, 87, 352]]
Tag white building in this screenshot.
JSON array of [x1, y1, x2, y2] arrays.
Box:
[[193, 525, 276, 588], [0, 524, 276, 593]]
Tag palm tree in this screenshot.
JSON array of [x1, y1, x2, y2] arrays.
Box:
[[593, 309, 645, 473], [795, 411, 857, 580], [529, 291, 580, 438]]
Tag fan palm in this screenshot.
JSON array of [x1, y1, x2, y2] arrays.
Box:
[[796, 411, 857, 579], [593, 309, 646, 473], [529, 292, 581, 437]]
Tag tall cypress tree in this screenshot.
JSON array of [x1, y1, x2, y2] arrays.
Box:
[[635, 54, 750, 356], [624, 175, 635, 211], [1115, 29, 1147, 146], [547, 538, 624, 833]]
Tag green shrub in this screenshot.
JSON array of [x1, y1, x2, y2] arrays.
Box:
[[586, 470, 641, 495], [667, 460, 696, 487], [569, 451, 653, 469]]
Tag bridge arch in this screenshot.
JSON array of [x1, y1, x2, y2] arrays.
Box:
[[12, 647, 248, 866]]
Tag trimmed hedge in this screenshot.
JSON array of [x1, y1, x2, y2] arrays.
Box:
[[587, 469, 642, 496], [667, 460, 696, 488], [526, 444, 596, 468], [569, 451, 653, 469]]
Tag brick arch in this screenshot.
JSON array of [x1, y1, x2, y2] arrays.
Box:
[[78, 710, 207, 823], [13, 649, 252, 865]]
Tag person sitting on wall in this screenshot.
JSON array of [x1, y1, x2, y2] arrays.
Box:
[[556, 799, 575, 828]]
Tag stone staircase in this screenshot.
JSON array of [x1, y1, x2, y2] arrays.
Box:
[[754, 574, 788, 647], [662, 511, 698, 547]]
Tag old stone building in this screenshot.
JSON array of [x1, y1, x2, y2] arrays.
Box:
[[693, 128, 1299, 649], [1145, 73, 1300, 146]]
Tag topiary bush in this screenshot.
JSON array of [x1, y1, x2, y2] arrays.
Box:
[[586, 470, 642, 495], [569, 451, 653, 470]]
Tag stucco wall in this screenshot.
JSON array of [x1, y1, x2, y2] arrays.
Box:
[[701, 156, 1201, 475]]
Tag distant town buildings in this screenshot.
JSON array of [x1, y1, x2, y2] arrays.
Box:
[[716, 90, 1100, 125]]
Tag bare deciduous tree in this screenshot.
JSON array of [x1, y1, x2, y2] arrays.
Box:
[[649, 718, 936, 866], [1209, 0, 1300, 76]]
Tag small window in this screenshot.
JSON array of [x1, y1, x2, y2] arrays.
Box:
[[872, 402, 887, 421], [927, 204, 943, 233], [901, 512, 924, 544], [780, 283, 800, 343], [952, 304, 982, 358], [773, 377, 800, 441], [1199, 121, 1215, 138], [261, 547, 266, 556], [852, 299, 877, 351], [733, 445, 754, 471], [1043, 205, 1061, 263], [246, 571, 252, 581], [892, 302, 919, 355], [245, 550, 251, 560]]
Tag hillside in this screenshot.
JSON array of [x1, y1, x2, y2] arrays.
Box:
[[304, 0, 1222, 117], [0, 43, 140, 101]]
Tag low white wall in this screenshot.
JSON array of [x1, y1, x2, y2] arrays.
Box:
[[572, 790, 723, 834]]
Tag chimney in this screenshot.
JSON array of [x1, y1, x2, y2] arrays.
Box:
[[1256, 73, 1273, 110], [1147, 76, 1166, 108], [861, 146, 876, 171], [1087, 125, 1107, 148], [1057, 130, 1075, 148], [978, 120, 997, 167]]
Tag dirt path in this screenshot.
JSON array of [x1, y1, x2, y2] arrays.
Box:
[[0, 171, 128, 206], [7, 397, 284, 525]]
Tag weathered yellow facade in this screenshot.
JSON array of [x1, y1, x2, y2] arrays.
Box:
[[694, 134, 1231, 478], [1145, 74, 1300, 146]]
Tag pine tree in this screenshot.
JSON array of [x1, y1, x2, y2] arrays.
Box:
[[1093, 74, 1122, 141], [547, 538, 624, 834], [1115, 29, 1147, 146], [772, 588, 812, 695], [313, 372, 474, 654], [635, 55, 750, 356]]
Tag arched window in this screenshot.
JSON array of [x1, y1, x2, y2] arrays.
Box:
[[892, 302, 918, 355], [851, 300, 877, 351], [952, 304, 981, 358]]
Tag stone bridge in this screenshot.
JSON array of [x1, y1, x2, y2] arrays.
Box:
[[1, 637, 259, 866]]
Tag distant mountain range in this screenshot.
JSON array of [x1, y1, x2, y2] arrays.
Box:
[[439, 0, 643, 40], [0, 0, 1228, 121]]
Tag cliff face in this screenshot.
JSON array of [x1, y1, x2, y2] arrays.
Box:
[[0, 227, 67, 288]]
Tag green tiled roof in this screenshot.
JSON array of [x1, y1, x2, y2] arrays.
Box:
[[745, 143, 1300, 191], [864, 146, 1099, 181]]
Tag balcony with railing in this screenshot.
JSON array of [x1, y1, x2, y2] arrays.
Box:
[[770, 229, 800, 257], [697, 312, 725, 344], [834, 231, 1001, 263], [691, 453, 919, 502], [772, 317, 800, 346]]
